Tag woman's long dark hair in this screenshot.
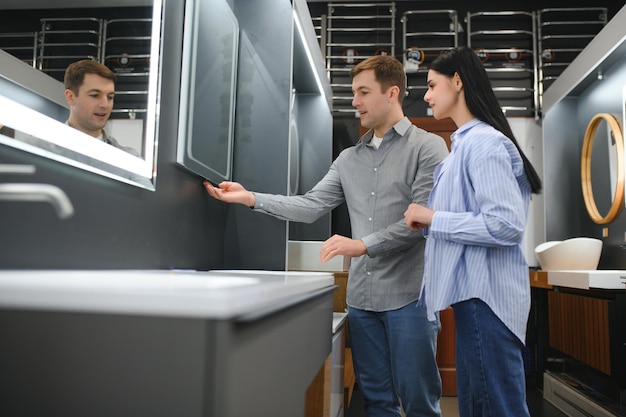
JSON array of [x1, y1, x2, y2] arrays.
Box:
[[429, 47, 542, 194]]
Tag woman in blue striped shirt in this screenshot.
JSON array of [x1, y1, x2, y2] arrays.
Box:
[[404, 46, 542, 417]]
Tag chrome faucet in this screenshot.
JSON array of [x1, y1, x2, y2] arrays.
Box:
[[0, 163, 74, 219]]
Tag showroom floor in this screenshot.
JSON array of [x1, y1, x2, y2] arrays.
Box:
[[344, 385, 567, 417]]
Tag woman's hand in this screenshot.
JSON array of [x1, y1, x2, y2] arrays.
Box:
[[404, 203, 434, 230]]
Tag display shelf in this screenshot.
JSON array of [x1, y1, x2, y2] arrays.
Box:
[[401, 10, 458, 97], [325, 2, 396, 114], [311, 15, 326, 51], [37, 17, 102, 82], [102, 18, 152, 119], [541, 5, 626, 112], [537, 7, 608, 112], [467, 11, 537, 117], [0, 32, 38, 67]]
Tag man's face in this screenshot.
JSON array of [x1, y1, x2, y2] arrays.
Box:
[[351, 69, 392, 132], [65, 73, 115, 137]]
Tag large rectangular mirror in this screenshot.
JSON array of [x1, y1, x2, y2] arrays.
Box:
[[0, 0, 162, 190], [176, 0, 239, 185]]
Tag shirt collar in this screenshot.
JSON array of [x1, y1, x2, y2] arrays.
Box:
[[450, 118, 481, 144], [361, 116, 411, 146], [101, 128, 113, 144]]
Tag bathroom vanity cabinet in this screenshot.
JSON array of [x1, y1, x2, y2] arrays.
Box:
[[0, 270, 336, 417], [528, 269, 626, 415], [543, 284, 626, 416]]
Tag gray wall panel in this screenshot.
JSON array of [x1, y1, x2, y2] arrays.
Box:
[[0, 0, 228, 270], [224, 0, 294, 269]]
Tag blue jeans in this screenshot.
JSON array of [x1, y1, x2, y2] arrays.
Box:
[[348, 303, 442, 417], [454, 298, 530, 417]]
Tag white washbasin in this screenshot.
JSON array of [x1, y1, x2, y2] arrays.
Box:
[[535, 237, 602, 271], [0, 269, 334, 319]]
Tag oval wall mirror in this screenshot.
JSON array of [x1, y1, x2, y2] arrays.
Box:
[[580, 112, 624, 224]]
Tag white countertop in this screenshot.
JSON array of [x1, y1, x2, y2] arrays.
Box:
[[0, 269, 335, 320], [332, 312, 347, 333], [547, 270, 626, 290]]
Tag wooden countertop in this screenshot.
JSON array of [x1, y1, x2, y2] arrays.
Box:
[[529, 270, 552, 289]]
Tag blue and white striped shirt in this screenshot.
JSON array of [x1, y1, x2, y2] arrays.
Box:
[[424, 118, 531, 343]]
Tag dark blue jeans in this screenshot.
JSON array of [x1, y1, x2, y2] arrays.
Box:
[[348, 303, 442, 417], [454, 298, 531, 417]]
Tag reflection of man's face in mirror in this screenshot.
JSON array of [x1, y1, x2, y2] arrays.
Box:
[[63, 60, 143, 160], [65, 73, 115, 138]]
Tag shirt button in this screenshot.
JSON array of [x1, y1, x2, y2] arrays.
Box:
[[373, 168, 377, 172], [259, 204, 264, 207], [371, 192, 375, 196], [368, 217, 372, 221], [367, 272, 371, 276]]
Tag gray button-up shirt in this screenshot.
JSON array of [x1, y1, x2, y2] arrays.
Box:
[[254, 117, 448, 311]]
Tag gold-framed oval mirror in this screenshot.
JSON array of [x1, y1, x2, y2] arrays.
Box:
[[580, 112, 625, 224]]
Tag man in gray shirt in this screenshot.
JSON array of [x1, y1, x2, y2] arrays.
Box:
[[204, 55, 448, 416]]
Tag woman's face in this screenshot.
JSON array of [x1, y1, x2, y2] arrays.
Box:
[[423, 69, 459, 120]]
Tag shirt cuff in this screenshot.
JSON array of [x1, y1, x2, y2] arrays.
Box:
[[252, 193, 267, 210], [429, 210, 450, 240], [360, 234, 380, 257]]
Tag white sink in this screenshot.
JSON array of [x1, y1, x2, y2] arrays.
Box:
[[547, 270, 626, 290], [534, 237, 602, 271], [0, 269, 334, 319]]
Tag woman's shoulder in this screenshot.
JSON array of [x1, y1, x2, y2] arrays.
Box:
[[470, 120, 504, 137], [465, 121, 508, 147]]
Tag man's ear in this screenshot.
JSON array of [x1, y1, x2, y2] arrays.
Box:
[[64, 89, 74, 106], [388, 85, 400, 102]]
